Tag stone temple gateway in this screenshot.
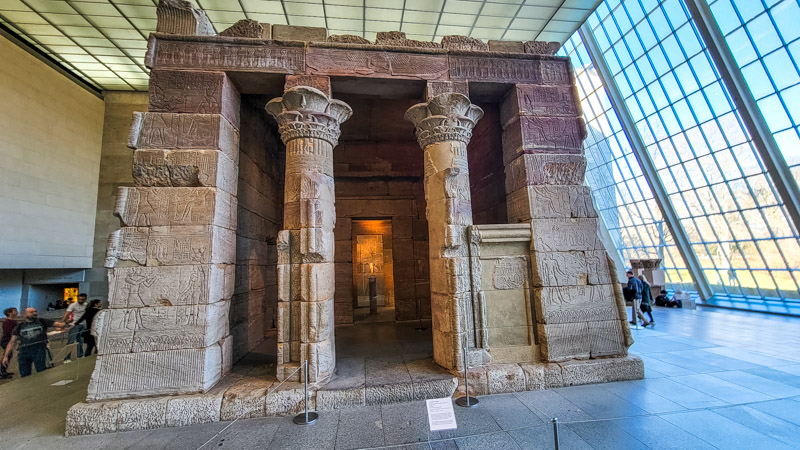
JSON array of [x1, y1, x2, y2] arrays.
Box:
[[66, 0, 643, 435]]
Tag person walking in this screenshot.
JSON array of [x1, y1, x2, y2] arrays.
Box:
[[73, 300, 102, 356], [62, 293, 88, 358], [1, 308, 18, 378], [639, 275, 654, 325], [2, 308, 68, 377], [626, 271, 650, 327]]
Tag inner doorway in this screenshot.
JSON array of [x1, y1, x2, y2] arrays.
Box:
[[351, 219, 395, 323]]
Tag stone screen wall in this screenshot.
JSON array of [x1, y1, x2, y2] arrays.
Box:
[[231, 95, 283, 360]]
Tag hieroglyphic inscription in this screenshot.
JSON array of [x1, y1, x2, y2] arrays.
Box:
[[115, 187, 235, 229], [147, 225, 236, 266], [538, 322, 590, 361], [540, 60, 572, 85], [132, 149, 237, 194], [151, 40, 304, 72], [149, 70, 239, 126], [492, 257, 527, 290], [108, 265, 232, 308], [532, 251, 587, 287], [534, 285, 618, 324], [306, 47, 448, 80], [588, 320, 625, 357], [531, 218, 603, 252], [130, 113, 240, 164], [501, 84, 579, 125], [450, 56, 541, 83], [502, 116, 587, 156]]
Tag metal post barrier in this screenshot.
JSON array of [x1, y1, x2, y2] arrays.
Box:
[[552, 417, 560, 450], [455, 343, 479, 408], [293, 360, 318, 425]]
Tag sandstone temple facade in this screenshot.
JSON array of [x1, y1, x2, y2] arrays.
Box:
[[66, 0, 643, 435]]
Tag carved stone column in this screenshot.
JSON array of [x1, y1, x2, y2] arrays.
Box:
[[88, 70, 240, 401], [266, 82, 351, 383], [405, 89, 483, 370]]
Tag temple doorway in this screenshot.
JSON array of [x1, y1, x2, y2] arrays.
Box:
[[352, 219, 395, 323]]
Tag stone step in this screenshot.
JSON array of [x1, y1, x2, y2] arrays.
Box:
[[316, 377, 458, 410]]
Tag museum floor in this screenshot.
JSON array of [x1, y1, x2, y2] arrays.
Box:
[[2, 306, 800, 450]]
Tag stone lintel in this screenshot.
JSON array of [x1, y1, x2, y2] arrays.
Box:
[[149, 70, 241, 128], [128, 112, 240, 164]]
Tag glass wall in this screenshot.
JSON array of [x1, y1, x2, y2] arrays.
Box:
[[563, 0, 800, 303]]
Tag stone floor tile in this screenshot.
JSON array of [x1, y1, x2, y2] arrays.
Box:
[[609, 416, 716, 450], [744, 367, 800, 389], [335, 405, 386, 450], [629, 377, 729, 409], [644, 351, 724, 374], [565, 420, 649, 450], [514, 389, 592, 422], [712, 405, 800, 447], [477, 393, 545, 430], [660, 410, 796, 450], [710, 370, 800, 398], [198, 417, 281, 449], [508, 423, 592, 450], [437, 399, 502, 439], [454, 431, 521, 449], [265, 410, 340, 450], [429, 439, 459, 449], [636, 355, 695, 377], [599, 381, 685, 415], [702, 347, 799, 368], [668, 373, 774, 403], [381, 400, 440, 445], [553, 385, 648, 420], [366, 355, 413, 387], [748, 398, 800, 427]]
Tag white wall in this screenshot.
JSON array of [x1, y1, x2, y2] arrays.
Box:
[[0, 35, 105, 269], [0, 270, 23, 312]]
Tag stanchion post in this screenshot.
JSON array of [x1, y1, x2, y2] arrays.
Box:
[[552, 417, 560, 450], [292, 360, 319, 425], [455, 342, 479, 408]]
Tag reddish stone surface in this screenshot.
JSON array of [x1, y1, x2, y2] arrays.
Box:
[[500, 84, 581, 127], [148, 38, 304, 72], [425, 80, 468, 100], [449, 55, 541, 83], [502, 116, 587, 164], [467, 103, 508, 225], [504, 154, 588, 190], [149, 70, 241, 128], [284, 74, 331, 96], [306, 47, 448, 80], [540, 59, 574, 85]]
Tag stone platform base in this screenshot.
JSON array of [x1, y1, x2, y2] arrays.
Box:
[[66, 355, 641, 436], [456, 355, 645, 396]]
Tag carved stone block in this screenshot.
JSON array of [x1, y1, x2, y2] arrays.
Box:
[[272, 24, 327, 42], [87, 345, 222, 400], [105, 225, 236, 267], [560, 356, 644, 386], [149, 70, 240, 128], [95, 301, 229, 355], [117, 397, 170, 432], [504, 153, 588, 188], [520, 363, 563, 390], [449, 55, 541, 83], [502, 116, 586, 160], [586, 250, 612, 285], [375, 31, 441, 48], [65, 401, 120, 436], [537, 322, 590, 362], [219, 379, 272, 421], [488, 40, 524, 53], [132, 149, 237, 194], [306, 47, 448, 80], [506, 186, 597, 222], [107, 264, 234, 308], [523, 41, 561, 56], [115, 187, 237, 230], [219, 19, 263, 38], [156, 0, 214, 36], [588, 320, 627, 357], [500, 84, 581, 126], [148, 39, 304, 73], [492, 257, 527, 290], [301, 338, 335, 383], [534, 284, 619, 324], [300, 228, 334, 263], [426, 80, 469, 100], [486, 363, 526, 394], [530, 218, 603, 252], [300, 262, 335, 302], [531, 251, 587, 287], [285, 74, 331, 97], [128, 112, 239, 164], [539, 59, 573, 85], [326, 34, 370, 45], [441, 35, 489, 51], [165, 392, 223, 427], [300, 298, 334, 342]]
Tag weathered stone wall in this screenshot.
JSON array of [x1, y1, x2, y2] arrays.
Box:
[[333, 95, 430, 323], [231, 96, 283, 360], [467, 103, 507, 226]]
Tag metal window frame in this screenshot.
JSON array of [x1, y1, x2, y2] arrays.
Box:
[[685, 0, 800, 237], [580, 21, 714, 300]]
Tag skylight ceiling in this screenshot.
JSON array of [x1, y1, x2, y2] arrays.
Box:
[[0, 0, 601, 92]]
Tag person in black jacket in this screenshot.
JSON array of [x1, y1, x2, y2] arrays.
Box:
[[73, 300, 102, 356]]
